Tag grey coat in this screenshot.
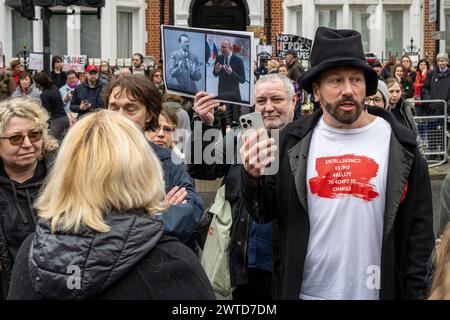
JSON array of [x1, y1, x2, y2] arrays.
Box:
[[11, 84, 41, 100]]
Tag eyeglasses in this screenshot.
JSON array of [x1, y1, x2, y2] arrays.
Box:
[[0, 129, 43, 146], [154, 74, 162, 78], [365, 97, 384, 105], [153, 125, 175, 135]]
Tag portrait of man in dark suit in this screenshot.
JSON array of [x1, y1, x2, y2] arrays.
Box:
[[212, 39, 246, 102], [168, 34, 202, 94]]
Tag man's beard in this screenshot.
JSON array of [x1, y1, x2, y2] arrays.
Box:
[[321, 94, 365, 125]]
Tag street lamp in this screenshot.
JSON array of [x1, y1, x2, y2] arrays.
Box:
[[403, 37, 420, 59], [17, 43, 29, 71]]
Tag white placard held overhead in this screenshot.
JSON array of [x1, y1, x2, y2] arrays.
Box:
[[28, 53, 44, 71], [63, 55, 88, 72]]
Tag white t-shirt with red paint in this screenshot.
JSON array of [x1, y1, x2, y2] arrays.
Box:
[[300, 116, 392, 300]]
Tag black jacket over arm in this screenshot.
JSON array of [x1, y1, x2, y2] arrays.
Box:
[[187, 119, 254, 286], [240, 107, 434, 300]]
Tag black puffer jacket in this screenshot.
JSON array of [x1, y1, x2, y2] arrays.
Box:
[[0, 158, 50, 298], [8, 210, 215, 300]]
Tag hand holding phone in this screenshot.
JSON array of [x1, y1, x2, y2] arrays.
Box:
[[239, 112, 276, 178], [80, 100, 91, 111]]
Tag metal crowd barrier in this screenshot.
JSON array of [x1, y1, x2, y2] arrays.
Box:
[[412, 99, 448, 168]]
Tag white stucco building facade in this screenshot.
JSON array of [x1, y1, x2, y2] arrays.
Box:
[[0, 0, 448, 66], [0, 0, 147, 63], [283, 0, 446, 60]]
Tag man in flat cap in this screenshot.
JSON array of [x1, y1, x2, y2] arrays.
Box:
[[285, 48, 305, 83], [240, 27, 434, 300]]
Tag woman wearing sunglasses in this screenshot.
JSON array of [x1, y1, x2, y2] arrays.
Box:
[[0, 97, 58, 299], [150, 68, 165, 96]]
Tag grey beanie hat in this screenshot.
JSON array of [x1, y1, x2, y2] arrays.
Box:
[[377, 80, 389, 109]]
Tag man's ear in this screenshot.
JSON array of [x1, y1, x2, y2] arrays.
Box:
[[312, 83, 321, 102], [291, 94, 297, 106]]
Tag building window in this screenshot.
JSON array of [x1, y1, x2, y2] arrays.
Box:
[[446, 13, 450, 54], [318, 9, 337, 29], [117, 12, 132, 58], [50, 14, 68, 57], [12, 10, 33, 58], [296, 8, 302, 36], [81, 14, 101, 58], [352, 9, 370, 52], [385, 10, 403, 57]]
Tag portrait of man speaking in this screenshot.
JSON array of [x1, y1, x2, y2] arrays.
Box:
[[213, 39, 246, 103], [169, 33, 202, 94]]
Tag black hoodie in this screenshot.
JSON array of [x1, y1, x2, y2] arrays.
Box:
[[8, 210, 215, 300], [0, 159, 48, 297]]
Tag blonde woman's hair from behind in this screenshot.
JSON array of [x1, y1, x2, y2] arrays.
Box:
[[0, 97, 59, 155], [267, 59, 280, 71], [429, 222, 450, 299], [36, 110, 168, 234]]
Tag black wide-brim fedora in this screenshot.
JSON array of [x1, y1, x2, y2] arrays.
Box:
[[299, 27, 378, 96]]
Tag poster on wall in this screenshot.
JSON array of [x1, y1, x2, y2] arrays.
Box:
[[63, 55, 88, 72], [161, 25, 255, 106], [28, 53, 44, 71], [276, 34, 312, 60]]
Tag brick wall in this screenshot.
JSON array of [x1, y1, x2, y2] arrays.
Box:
[[261, 0, 284, 47], [146, 0, 170, 63], [423, 0, 438, 63], [269, 0, 284, 47]]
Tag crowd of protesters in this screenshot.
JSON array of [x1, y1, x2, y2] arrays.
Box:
[[1, 29, 450, 302]]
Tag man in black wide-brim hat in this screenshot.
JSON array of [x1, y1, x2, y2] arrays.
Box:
[[239, 27, 434, 300]]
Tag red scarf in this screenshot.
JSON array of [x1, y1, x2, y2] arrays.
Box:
[[413, 70, 429, 98], [20, 86, 28, 96], [12, 71, 22, 87]]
